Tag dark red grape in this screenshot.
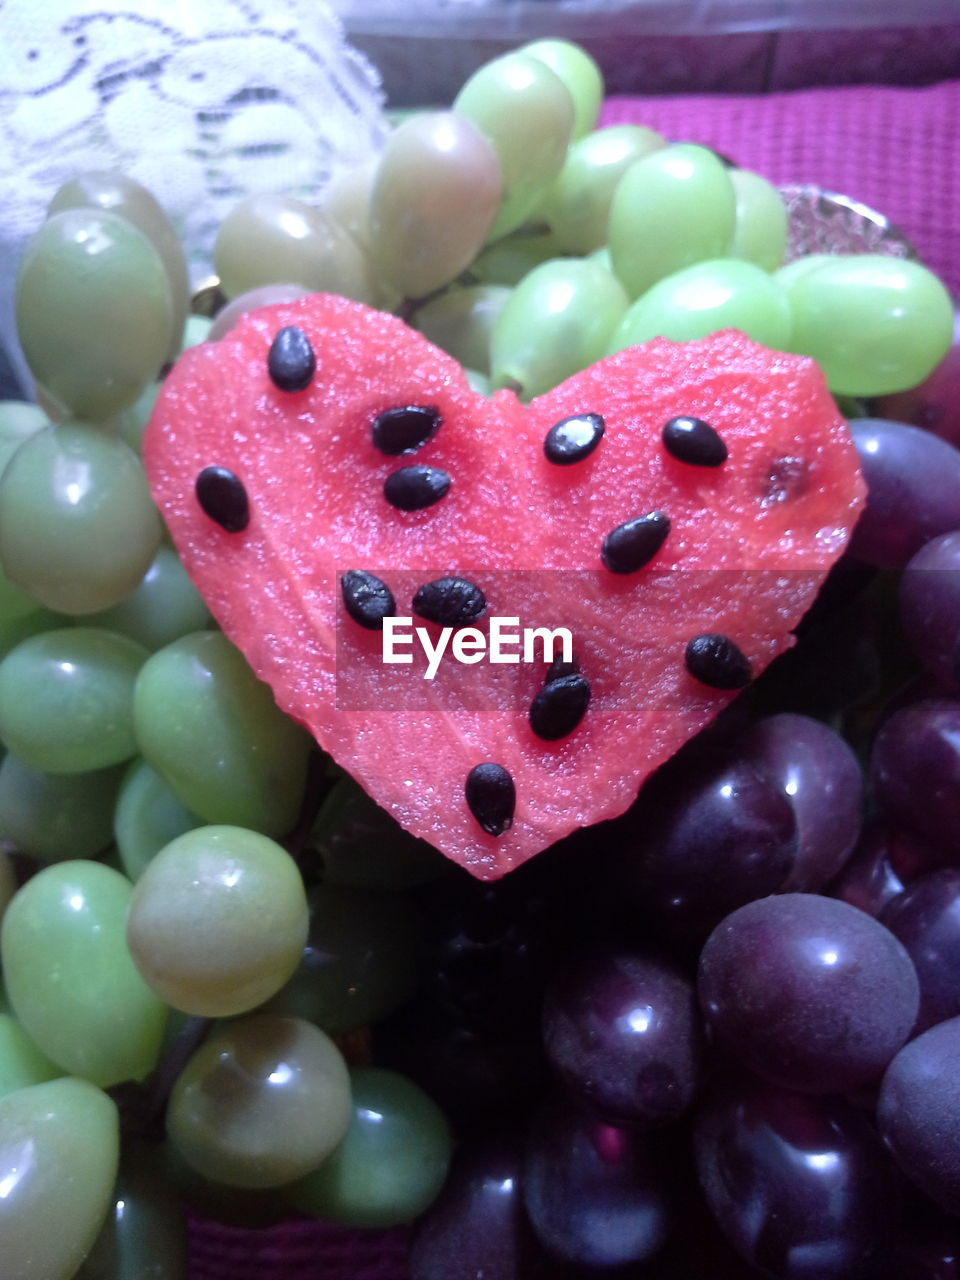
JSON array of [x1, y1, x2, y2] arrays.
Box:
[[881, 869, 960, 1032], [541, 949, 703, 1130], [871, 698, 960, 856], [698, 893, 919, 1093], [900, 531, 960, 692], [828, 821, 916, 918]]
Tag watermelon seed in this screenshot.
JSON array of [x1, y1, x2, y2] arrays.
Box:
[[384, 465, 452, 511], [465, 762, 516, 836], [601, 511, 670, 574], [662, 415, 728, 467], [372, 405, 442, 456], [267, 326, 316, 392], [413, 577, 486, 626], [341, 569, 396, 630], [195, 466, 250, 533], [543, 413, 605, 465], [684, 633, 753, 689], [529, 673, 591, 741], [545, 654, 579, 683]]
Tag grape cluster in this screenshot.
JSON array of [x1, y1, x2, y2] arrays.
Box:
[[0, 34, 958, 1280]]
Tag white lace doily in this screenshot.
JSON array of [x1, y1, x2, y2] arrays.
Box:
[[0, 0, 388, 395]]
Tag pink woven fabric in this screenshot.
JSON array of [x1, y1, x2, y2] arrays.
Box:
[[188, 81, 959, 1280]]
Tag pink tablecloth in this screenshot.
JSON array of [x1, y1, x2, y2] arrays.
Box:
[[188, 79, 960, 1280]]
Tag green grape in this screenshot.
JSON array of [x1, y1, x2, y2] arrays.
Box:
[[166, 1014, 351, 1188], [263, 883, 418, 1032], [782, 253, 955, 396], [0, 399, 48, 476], [0, 1077, 118, 1280], [0, 1013, 60, 1100], [0, 422, 162, 615], [0, 565, 41, 626], [465, 369, 491, 395], [114, 758, 199, 881], [414, 285, 511, 374], [162, 1140, 291, 1227], [453, 52, 575, 240], [490, 257, 629, 398], [608, 144, 736, 299], [0, 753, 125, 862], [0, 852, 15, 926], [470, 230, 565, 287], [207, 284, 309, 342], [607, 258, 792, 353], [729, 169, 789, 272], [126, 825, 308, 1017], [543, 124, 666, 254], [48, 171, 190, 363], [287, 1067, 452, 1227], [320, 158, 379, 250], [132, 630, 312, 836], [589, 245, 613, 270], [0, 604, 62, 663], [115, 381, 161, 454], [1, 861, 167, 1085], [0, 628, 147, 774], [85, 545, 212, 651], [213, 194, 379, 305], [16, 209, 173, 421], [180, 314, 212, 350], [370, 112, 503, 299], [521, 38, 604, 141], [774, 253, 834, 291]]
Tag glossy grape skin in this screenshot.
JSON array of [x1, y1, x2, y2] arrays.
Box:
[[287, 1066, 452, 1227], [113, 758, 199, 881], [85, 544, 213, 651], [828, 821, 919, 919], [522, 1097, 676, 1268], [521, 38, 603, 139], [698, 893, 919, 1093], [729, 167, 788, 271], [126, 825, 308, 1018], [876, 307, 960, 447], [414, 285, 510, 376], [900, 531, 960, 691], [696, 1078, 906, 1279], [879, 1017, 960, 1216], [207, 284, 310, 343], [542, 949, 703, 1129], [738, 712, 863, 891], [847, 419, 960, 569], [881, 870, 960, 1032], [1, 860, 167, 1086], [0, 1013, 61, 1100], [0, 753, 125, 862], [871, 699, 960, 856], [0, 399, 48, 477], [0, 1077, 119, 1280]]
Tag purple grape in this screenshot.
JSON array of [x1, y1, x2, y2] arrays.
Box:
[[541, 949, 703, 1130], [738, 713, 863, 891], [900, 531, 960, 692], [522, 1096, 676, 1269], [828, 821, 913, 918], [881, 869, 960, 1032], [878, 1016, 960, 1216], [892, 1195, 960, 1279], [847, 418, 960, 568], [871, 698, 960, 856], [695, 1078, 906, 1279], [698, 893, 919, 1093]]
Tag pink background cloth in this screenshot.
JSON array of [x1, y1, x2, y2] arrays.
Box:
[[188, 78, 959, 1280]]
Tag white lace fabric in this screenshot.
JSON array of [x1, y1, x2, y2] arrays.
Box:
[[0, 0, 388, 394]]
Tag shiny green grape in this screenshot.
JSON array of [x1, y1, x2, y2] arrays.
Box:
[[774, 254, 834, 291], [0, 605, 62, 663], [116, 381, 162, 454], [287, 1067, 452, 1227], [454, 53, 575, 240], [132, 631, 312, 836], [85, 545, 212, 651], [0, 627, 147, 773], [0, 422, 162, 615], [16, 209, 173, 420], [0, 753, 125, 861], [0, 1077, 119, 1280], [370, 112, 503, 299], [465, 369, 491, 395], [126, 825, 308, 1017], [544, 124, 666, 254], [1, 861, 167, 1085], [207, 285, 309, 343], [491, 257, 628, 398], [0, 1013, 61, 1100], [320, 158, 379, 250], [470, 230, 565, 287], [114, 758, 199, 881], [166, 1014, 351, 1188], [414, 285, 511, 375], [521, 38, 603, 140], [181, 315, 212, 350], [0, 399, 48, 477], [607, 258, 792, 352], [608, 144, 736, 299], [729, 169, 789, 272]]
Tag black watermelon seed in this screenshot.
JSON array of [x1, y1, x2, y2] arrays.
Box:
[[384, 465, 452, 511], [684, 633, 753, 689], [195, 466, 249, 533], [341, 570, 396, 630], [543, 413, 605, 465], [529, 673, 591, 741], [465, 762, 516, 836], [601, 510, 670, 574], [546, 655, 579, 683], [267, 326, 316, 392], [413, 577, 486, 626], [372, 405, 442, 456], [662, 416, 728, 467]]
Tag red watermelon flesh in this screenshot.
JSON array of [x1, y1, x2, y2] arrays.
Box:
[[144, 294, 864, 880]]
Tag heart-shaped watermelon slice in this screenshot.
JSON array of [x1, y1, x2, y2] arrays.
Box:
[[144, 294, 864, 879]]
